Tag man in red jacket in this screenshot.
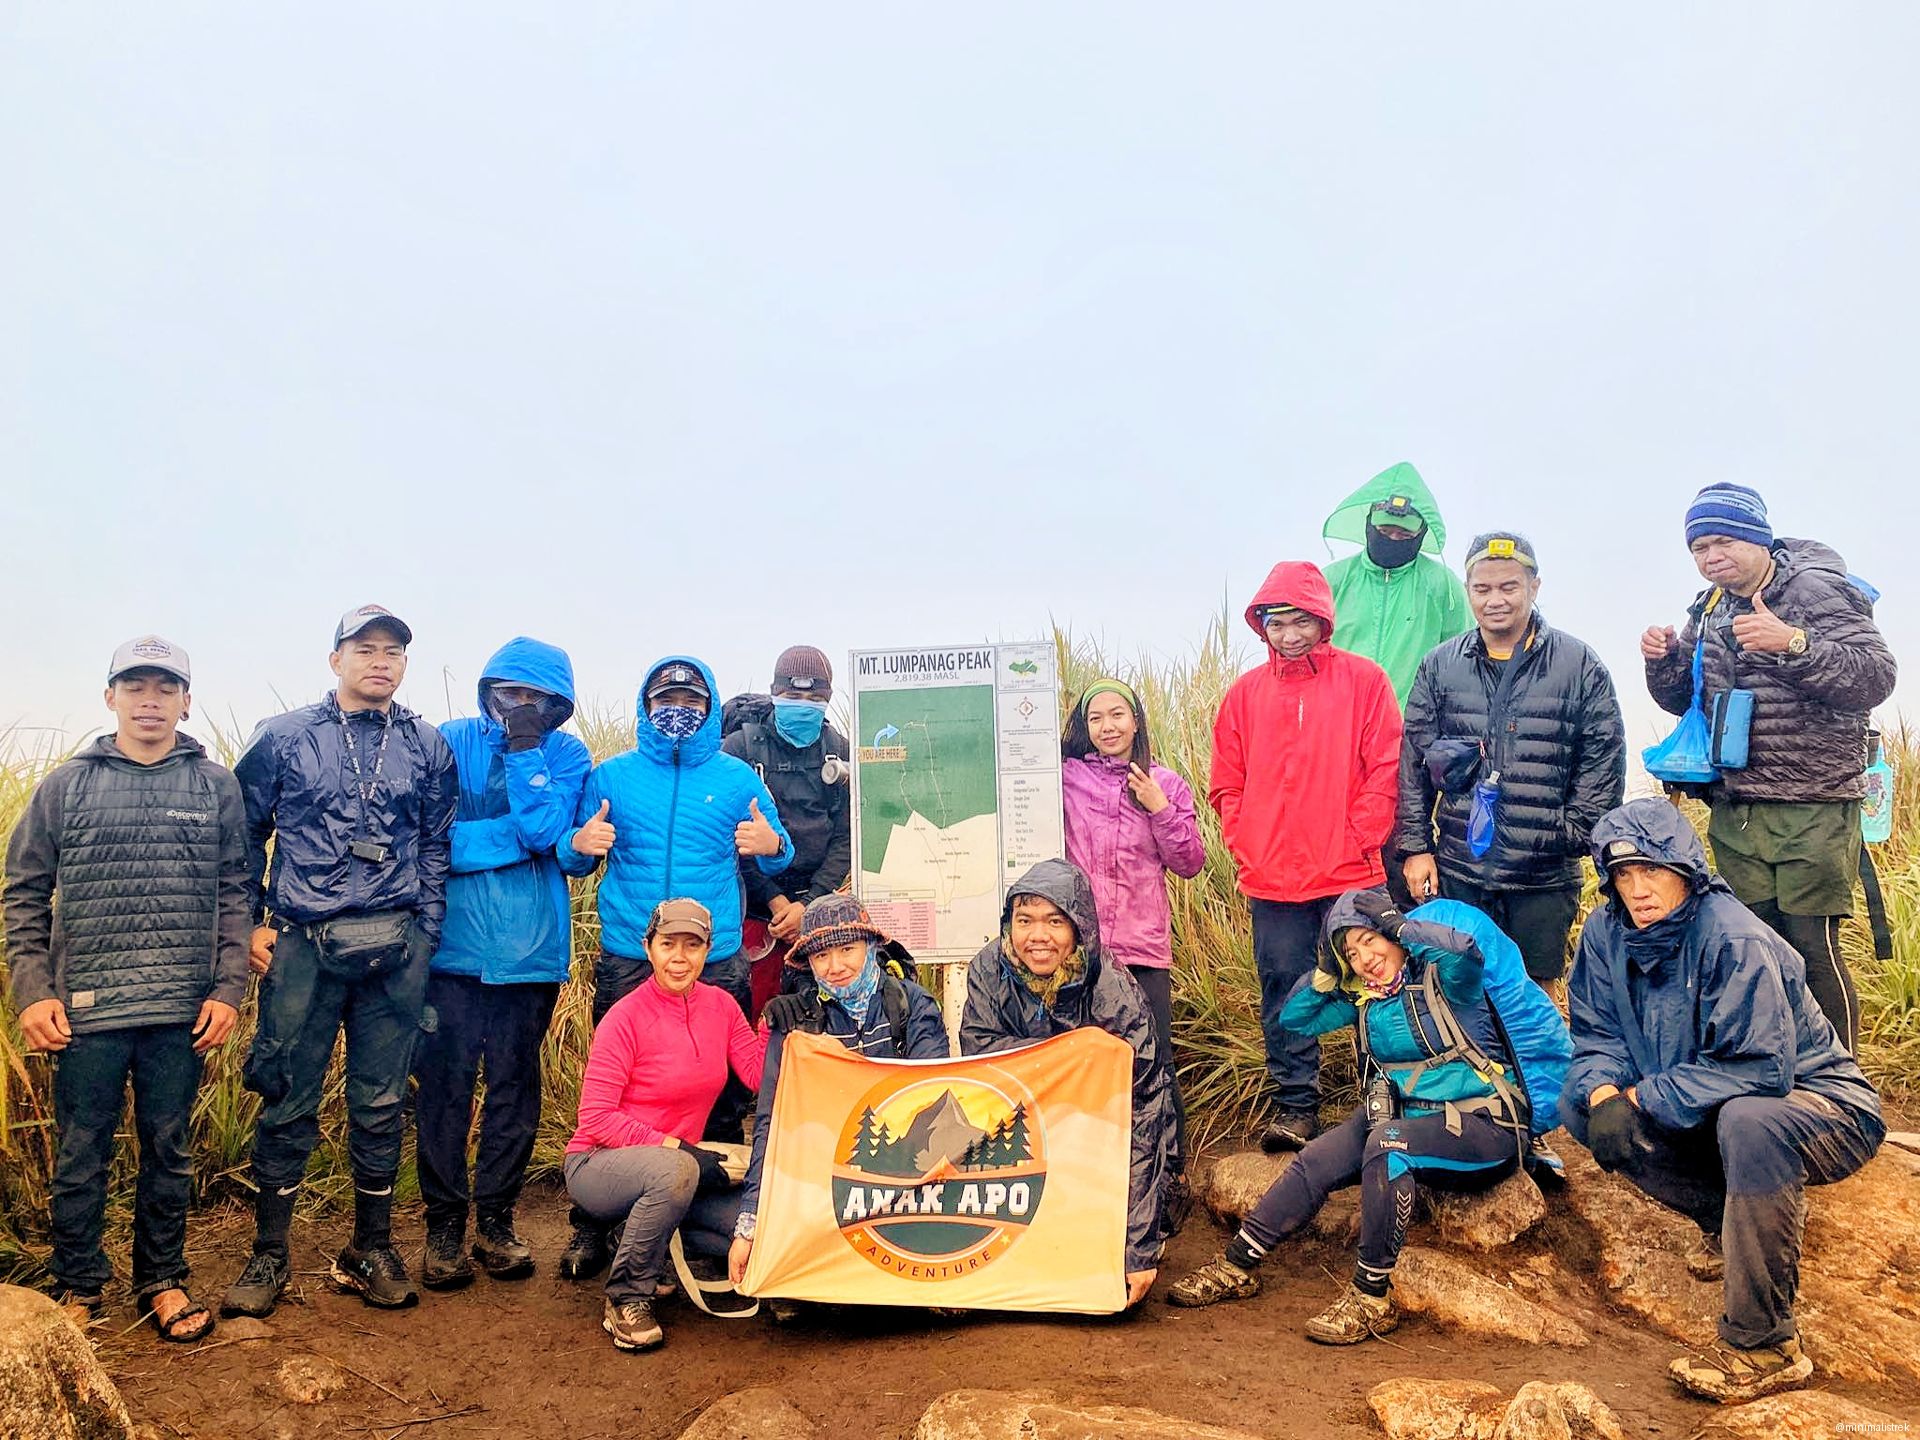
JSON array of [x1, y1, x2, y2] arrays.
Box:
[[1210, 562, 1403, 1152]]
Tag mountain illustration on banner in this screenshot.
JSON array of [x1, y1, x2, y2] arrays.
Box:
[[844, 1087, 1035, 1179]]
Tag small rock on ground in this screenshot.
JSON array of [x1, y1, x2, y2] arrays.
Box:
[[1683, 1388, 1912, 1439], [0, 1283, 136, 1440], [1197, 1151, 1358, 1243], [274, 1355, 348, 1405], [913, 1389, 1267, 1440], [679, 1386, 817, 1439], [1394, 1248, 1589, 1348], [1367, 1377, 1622, 1440]]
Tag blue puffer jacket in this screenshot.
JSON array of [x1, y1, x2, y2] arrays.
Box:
[[236, 694, 458, 941], [558, 656, 791, 961], [435, 639, 593, 986], [1562, 799, 1882, 1139]]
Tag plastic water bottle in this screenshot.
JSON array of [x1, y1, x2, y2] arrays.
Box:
[[1862, 735, 1895, 845]]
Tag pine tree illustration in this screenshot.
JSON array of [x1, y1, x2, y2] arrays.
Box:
[[848, 1106, 882, 1167], [1001, 1104, 1033, 1165]]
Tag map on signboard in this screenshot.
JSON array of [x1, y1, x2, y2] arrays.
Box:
[[851, 645, 1063, 965]]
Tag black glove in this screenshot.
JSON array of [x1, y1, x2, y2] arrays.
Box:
[[761, 994, 811, 1034], [503, 704, 546, 753], [1351, 889, 1407, 941], [686, 1145, 734, 1192], [1585, 1094, 1642, 1171]]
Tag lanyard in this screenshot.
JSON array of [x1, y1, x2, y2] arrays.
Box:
[[339, 711, 392, 802]]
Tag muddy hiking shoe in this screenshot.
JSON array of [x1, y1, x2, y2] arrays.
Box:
[[472, 1214, 535, 1280], [333, 1241, 419, 1309], [1304, 1284, 1399, 1345], [602, 1297, 664, 1352], [221, 1251, 291, 1319], [1260, 1110, 1320, 1153], [559, 1220, 610, 1281], [1526, 1135, 1567, 1190], [1668, 1336, 1812, 1403], [1167, 1255, 1261, 1309], [421, 1221, 474, 1292], [1685, 1231, 1725, 1283]]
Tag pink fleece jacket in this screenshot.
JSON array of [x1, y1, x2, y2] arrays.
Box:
[[566, 978, 765, 1155]]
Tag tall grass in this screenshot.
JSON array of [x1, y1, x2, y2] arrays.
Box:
[[3, 649, 1917, 1281]]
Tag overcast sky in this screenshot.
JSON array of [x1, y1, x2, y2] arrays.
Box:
[[5, 5, 1913, 755]]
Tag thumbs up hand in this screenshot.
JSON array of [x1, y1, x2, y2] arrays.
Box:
[[572, 798, 617, 857], [735, 796, 783, 857], [1732, 590, 1798, 654]]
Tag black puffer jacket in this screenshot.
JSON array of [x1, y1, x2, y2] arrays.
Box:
[[958, 858, 1178, 1273], [1397, 615, 1626, 891], [720, 696, 851, 914], [1646, 539, 1896, 803], [4, 735, 252, 1034]]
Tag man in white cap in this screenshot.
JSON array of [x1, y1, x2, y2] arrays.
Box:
[[223, 605, 458, 1317], [5, 636, 250, 1340]]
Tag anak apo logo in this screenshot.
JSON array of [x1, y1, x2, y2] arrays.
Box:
[[831, 1067, 1046, 1282]]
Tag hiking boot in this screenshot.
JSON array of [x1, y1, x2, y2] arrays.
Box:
[[1305, 1284, 1399, 1345], [1260, 1110, 1320, 1153], [602, 1296, 664, 1352], [1526, 1135, 1567, 1190], [1668, 1336, 1812, 1403], [332, 1241, 419, 1309], [472, 1214, 535, 1281], [1167, 1255, 1262, 1309], [559, 1220, 610, 1281], [1685, 1231, 1725, 1283], [421, 1221, 474, 1292], [221, 1251, 291, 1318]]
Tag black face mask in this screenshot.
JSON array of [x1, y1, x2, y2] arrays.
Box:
[[1366, 522, 1425, 570]]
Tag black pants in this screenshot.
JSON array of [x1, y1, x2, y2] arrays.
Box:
[[50, 1023, 201, 1298], [1565, 1088, 1882, 1348], [1748, 903, 1859, 1055], [1236, 1103, 1515, 1291], [1250, 897, 1335, 1113], [1124, 964, 1187, 1174], [414, 974, 560, 1229], [1438, 878, 1579, 983], [245, 919, 432, 1195]]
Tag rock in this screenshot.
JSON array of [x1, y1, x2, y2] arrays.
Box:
[[679, 1387, 817, 1439], [913, 1389, 1267, 1440], [1562, 1140, 1920, 1384], [1393, 1248, 1589, 1348], [1367, 1377, 1505, 1439], [1197, 1151, 1359, 1244], [1684, 1389, 1912, 1439], [0, 1285, 136, 1440], [1884, 1129, 1920, 1157], [274, 1355, 348, 1405], [1429, 1169, 1547, 1251], [1367, 1379, 1622, 1440], [214, 1316, 273, 1342]]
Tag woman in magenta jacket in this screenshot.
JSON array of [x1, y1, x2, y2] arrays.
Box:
[[1061, 679, 1206, 1173]]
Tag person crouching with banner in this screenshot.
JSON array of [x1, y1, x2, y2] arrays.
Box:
[[726, 896, 949, 1294], [1168, 890, 1569, 1343], [958, 858, 1177, 1308], [563, 899, 765, 1353]]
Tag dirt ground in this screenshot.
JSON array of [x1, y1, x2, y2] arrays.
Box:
[[90, 1174, 1919, 1440]]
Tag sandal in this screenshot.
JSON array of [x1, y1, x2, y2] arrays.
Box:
[[145, 1287, 216, 1344]]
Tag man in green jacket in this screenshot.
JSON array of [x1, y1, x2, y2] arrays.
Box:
[[1323, 462, 1472, 707]]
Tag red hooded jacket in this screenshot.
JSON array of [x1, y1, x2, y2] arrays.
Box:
[[1209, 562, 1403, 902]]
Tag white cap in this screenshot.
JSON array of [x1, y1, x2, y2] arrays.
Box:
[[108, 635, 191, 687]]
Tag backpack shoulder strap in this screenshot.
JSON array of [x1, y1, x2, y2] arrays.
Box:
[[880, 977, 910, 1054]]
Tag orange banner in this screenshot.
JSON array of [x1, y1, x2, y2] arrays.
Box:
[[740, 1028, 1133, 1313]]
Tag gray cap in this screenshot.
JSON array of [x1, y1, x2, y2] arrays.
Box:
[[334, 604, 413, 648], [108, 635, 191, 687]]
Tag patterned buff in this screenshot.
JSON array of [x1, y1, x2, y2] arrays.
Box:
[[1361, 968, 1408, 1002], [650, 704, 705, 739], [1004, 937, 1087, 1009], [819, 944, 883, 1025]]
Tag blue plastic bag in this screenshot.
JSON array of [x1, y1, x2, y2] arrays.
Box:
[[1468, 774, 1500, 858], [1643, 634, 1718, 785]]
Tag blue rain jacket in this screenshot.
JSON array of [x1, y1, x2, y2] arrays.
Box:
[[434, 638, 592, 985], [557, 655, 791, 960]]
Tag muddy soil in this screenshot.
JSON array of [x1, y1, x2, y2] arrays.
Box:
[[93, 1179, 1918, 1440]]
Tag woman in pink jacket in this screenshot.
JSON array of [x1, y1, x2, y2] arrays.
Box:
[[564, 898, 764, 1353], [1061, 679, 1206, 1175]]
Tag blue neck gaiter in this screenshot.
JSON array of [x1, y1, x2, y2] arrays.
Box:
[[650, 705, 705, 740], [773, 698, 828, 748], [821, 946, 882, 1026]]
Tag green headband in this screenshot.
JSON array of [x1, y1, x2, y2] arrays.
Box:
[[1080, 678, 1140, 716]]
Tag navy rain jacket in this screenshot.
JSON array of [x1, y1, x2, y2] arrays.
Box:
[[435, 638, 593, 986], [1562, 798, 1881, 1139]]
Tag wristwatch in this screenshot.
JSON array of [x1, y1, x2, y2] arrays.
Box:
[[1787, 628, 1809, 656]]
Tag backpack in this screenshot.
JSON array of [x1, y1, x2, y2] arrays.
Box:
[[1404, 898, 1573, 1143]]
